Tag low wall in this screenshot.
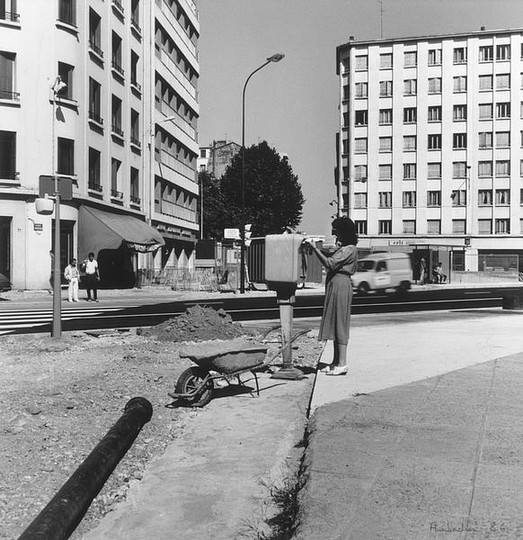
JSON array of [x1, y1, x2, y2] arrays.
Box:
[[451, 271, 521, 285]]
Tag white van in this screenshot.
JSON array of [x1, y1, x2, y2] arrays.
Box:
[[352, 253, 412, 294]]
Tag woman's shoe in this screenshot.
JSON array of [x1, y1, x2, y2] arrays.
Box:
[[326, 365, 348, 376], [319, 364, 333, 373]]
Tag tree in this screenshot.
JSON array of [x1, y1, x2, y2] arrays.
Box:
[[219, 141, 304, 237], [199, 170, 226, 239]]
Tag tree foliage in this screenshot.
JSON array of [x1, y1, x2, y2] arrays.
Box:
[[199, 170, 227, 240], [215, 141, 305, 238]]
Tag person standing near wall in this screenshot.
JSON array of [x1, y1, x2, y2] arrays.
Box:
[[82, 252, 100, 302], [304, 217, 359, 376], [64, 258, 80, 302]]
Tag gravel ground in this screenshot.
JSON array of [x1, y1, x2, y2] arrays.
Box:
[[0, 307, 322, 540]]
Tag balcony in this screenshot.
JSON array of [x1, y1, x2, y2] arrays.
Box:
[[131, 17, 141, 37], [0, 11, 20, 23], [111, 188, 123, 199], [130, 195, 141, 205], [88, 183, 103, 193], [130, 136, 141, 148], [111, 61, 125, 78], [131, 79, 142, 95], [88, 110, 104, 127], [0, 90, 20, 101], [0, 170, 19, 181], [160, 199, 197, 222], [112, 0, 124, 16], [111, 124, 124, 138], [156, 48, 197, 100], [88, 40, 104, 61]]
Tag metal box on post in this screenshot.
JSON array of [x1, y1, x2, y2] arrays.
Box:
[[264, 233, 305, 291]]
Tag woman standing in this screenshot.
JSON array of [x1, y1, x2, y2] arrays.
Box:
[[304, 217, 358, 376]]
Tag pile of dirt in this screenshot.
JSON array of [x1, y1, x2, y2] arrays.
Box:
[[141, 304, 253, 342]]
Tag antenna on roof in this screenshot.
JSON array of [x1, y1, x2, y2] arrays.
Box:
[[377, 1, 384, 38]]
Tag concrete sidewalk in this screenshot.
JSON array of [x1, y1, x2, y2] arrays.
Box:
[[298, 310, 523, 539]]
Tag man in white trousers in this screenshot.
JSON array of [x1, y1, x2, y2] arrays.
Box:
[[64, 258, 80, 302]]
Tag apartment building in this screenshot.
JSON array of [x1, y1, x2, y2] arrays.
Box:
[[198, 140, 241, 178], [0, 0, 199, 289], [337, 28, 523, 272]]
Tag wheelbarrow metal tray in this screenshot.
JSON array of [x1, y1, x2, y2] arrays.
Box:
[[179, 344, 268, 374]]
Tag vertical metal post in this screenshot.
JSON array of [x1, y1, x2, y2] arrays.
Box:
[[52, 93, 62, 338]]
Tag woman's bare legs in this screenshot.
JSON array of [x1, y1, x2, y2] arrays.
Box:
[[335, 342, 347, 368]]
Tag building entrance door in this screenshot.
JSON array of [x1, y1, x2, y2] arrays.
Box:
[[52, 220, 75, 284], [0, 217, 11, 288]]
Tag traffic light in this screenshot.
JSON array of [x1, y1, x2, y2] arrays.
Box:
[[244, 224, 252, 247]]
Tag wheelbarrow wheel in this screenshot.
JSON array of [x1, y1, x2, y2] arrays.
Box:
[[175, 367, 214, 408]]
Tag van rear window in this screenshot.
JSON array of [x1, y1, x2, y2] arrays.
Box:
[[357, 260, 375, 272]]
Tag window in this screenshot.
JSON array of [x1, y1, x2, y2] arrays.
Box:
[[0, 51, 16, 100], [379, 109, 392, 125], [495, 219, 510, 234], [428, 77, 442, 94], [379, 164, 392, 180], [58, 0, 76, 26], [402, 191, 416, 208], [354, 193, 367, 208], [428, 162, 441, 179], [379, 136, 392, 152], [380, 53, 393, 69], [521, 159, 523, 177], [404, 107, 416, 123], [428, 106, 441, 122], [495, 189, 510, 205], [478, 219, 492, 234], [453, 133, 467, 149], [355, 110, 368, 126], [57, 62, 74, 100], [496, 44, 510, 61], [427, 220, 441, 234], [496, 102, 510, 118], [378, 220, 392, 235], [355, 221, 367, 234], [131, 0, 140, 30], [111, 95, 123, 136], [88, 77, 102, 124], [111, 158, 121, 195], [342, 85, 349, 100], [403, 163, 416, 180], [355, 55, 368, 70], [495, 160, 510, 176], [453, 47, 467, 64], [453, 76, 467, 92], [343, 112, 349, 127], [404, 79, 417, 95], [355, 82, 368, 98], [479, 74, 493, 91], [478, 161, 492, 177], [131, 109, 140, 146], [479, 103, 493, 119], [354, 138, 367, 154], [496, 131, 510, 147], [354, 165, 367, 181], [496, 73, 510, 89], [403, 136, 416, 151], [427, 134, 441, 150], [453, 105, 467, 121], [89, 8, 102, 57], [403, 220, 416, 234], [452, 220, 466, 234], [404, 51, 417, 67], [479, 132, 493, 148], [57, 138, 74, 175], [427, 191, 441, 207], [379, 191, 392, 208], [428, 49, 442, 65], [112, 32, 123, 76], [379, 80, 393, 97], [478, 190, 493, 206], [453, 161, 467, 178], [342, 140, 348, 154], [479, 45, 493, 62], [521, 188, 523, 203], [131, 50, 140, 89], [88, 148, 101, 190], [130, 167, 140, 203], [451, 190, 466, 206], [0, 131, 16, 179]]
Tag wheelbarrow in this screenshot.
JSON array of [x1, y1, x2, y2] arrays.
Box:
[[169, 328, 310, 408]]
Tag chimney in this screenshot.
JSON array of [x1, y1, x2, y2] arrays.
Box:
[[480, 26, 486, 31], [349, 36, 355, 42]]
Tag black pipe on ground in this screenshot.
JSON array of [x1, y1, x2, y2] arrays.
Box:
[[18, 397, 153, 540]]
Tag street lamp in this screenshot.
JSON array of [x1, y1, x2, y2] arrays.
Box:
[[240, 53, 285, 293], [51, 75, 67, 338]]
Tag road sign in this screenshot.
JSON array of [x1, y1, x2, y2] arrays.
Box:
[[39, 175, 73, 200], [224, 228, 240, 240]]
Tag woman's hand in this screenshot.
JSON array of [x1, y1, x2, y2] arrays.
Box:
[[302, 237, 315, 247]]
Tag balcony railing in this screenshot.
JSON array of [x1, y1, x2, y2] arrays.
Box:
[[130, 136, 141, 148], [111, 61, 124, 77], [157, 149, 196, 181], [0, 170, 19, 180], [0, 11, 20, 22], [156, 48, 197, 100], [0, 90, 20, 100], [111, 124, 124, 138], [88, 40, 104, 59], [89, 110, 104, 125], [131, 79, 142, 93], [111, 188, 123, 199], [131, 17, 141, 34], [160, 199, 197, 222], [88, 183, 103, 192], [112, 0, 124, 14], [130, 195, 141, 205]]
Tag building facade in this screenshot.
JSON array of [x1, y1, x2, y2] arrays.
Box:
[[0, 0, 199, 289], [198, 140, 241, 179], [337, 28, 523, 273]]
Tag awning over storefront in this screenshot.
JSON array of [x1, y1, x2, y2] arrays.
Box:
[[78, 206, 165, 257]]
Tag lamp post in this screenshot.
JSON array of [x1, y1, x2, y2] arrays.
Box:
[[240, 53, 285, 294], [51, 75, 67, 338]]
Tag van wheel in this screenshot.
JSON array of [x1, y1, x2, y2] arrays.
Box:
[[397, 281, 411, 293], [357, 282, 370, 295]]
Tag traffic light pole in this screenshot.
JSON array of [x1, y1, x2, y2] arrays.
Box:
[[52, 88, 61, 338]]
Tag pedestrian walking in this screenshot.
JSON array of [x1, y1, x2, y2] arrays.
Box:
[[419, 257, 428, 285], [82, 252, 100, 302], [304, 217, 358, 376], [64, 258, 80, 302]]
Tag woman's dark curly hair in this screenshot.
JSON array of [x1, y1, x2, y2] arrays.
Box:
[[332, 217, 358, 246]]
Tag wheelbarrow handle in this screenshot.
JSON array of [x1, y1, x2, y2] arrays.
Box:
[[262, 328, 311, 365]]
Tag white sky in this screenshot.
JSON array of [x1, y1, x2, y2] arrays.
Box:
[[196, 0, 523, 236]]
